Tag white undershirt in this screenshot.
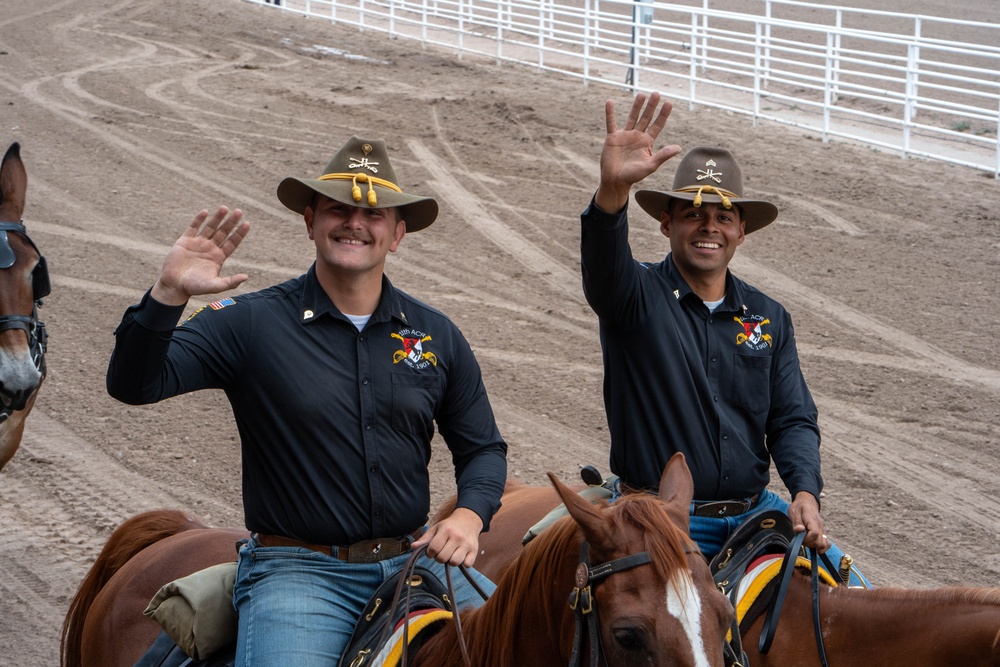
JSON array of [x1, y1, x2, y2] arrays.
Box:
[[345, 313, 371, 331], [703, 297, 725, 312]]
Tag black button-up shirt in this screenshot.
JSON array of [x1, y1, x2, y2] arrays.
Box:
[[581, 199, 822, 502], [107, 266, 507, 546]]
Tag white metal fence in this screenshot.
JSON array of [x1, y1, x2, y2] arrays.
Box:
[[247, 0, 1000, 177]]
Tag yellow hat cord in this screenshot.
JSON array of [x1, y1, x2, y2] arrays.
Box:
[[318, 172, 402, 207], [675, 185, 735, 209]]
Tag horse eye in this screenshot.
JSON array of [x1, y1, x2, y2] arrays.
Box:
[[612, 627, 647, 652]]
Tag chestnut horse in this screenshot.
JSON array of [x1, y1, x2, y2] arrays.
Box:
[[473, 474, 1000, 667], [62, 454, 736, 667], [0, 142, 49, 471]]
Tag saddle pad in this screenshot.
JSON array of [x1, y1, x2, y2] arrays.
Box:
[[732, 554, 839, 627], [371, 608, 452, 667]]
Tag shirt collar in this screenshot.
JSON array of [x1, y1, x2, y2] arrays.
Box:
[[664, 255, 747, 313], [298, 264, 410, 326]]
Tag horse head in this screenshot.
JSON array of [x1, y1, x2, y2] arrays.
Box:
[[551, 452, 736, 667], [0, 142, 49, 470]]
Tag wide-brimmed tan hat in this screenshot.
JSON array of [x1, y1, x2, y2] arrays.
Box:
[[634, 147, 778, 234], [277, 136, 438, 232]]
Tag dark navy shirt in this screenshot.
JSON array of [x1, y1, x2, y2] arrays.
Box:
[[107, 266, 507, 546], [581, 198, 822, 502]]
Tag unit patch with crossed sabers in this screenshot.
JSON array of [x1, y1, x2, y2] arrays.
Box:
[[391, 331, 438, 368], [734, 315, 772, 351]]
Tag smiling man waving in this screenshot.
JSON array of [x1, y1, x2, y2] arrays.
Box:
[[107, 136, 507, 666], [580, 92, 868, 586]]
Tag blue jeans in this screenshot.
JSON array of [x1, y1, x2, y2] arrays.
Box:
[[232, 535, 496, 667], [690, 489, 870, 587], [613, 484, 870, 587]]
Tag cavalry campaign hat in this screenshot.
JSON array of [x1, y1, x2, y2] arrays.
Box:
[[277, 136, 439, 232], [634, 146, 778, 234]]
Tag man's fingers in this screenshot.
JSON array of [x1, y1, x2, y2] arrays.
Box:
[[213, 208, 244, 241], [635, 92, 661, 131], [182, 209, 211, 238], [623, 92, 647, 130], [221, 220, 251, 257], [180, 206, 248, 251], [647, 98, 674, 139], [198, 205, 229, 236], [605, 99, 618, 134]]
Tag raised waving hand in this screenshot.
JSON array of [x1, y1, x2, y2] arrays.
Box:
[[595, 92, 682, 213], [151, 206, 251, 306]]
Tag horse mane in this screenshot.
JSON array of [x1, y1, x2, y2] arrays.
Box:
[[426, 493, 695, 667], [60, 509, 207, 667]]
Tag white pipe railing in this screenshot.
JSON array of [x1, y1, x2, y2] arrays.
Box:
[[246, 0, 1000, 177]]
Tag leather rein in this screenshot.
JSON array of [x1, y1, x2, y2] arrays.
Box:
[[385, 544, 490, 667], [758, 530, 844, 667]]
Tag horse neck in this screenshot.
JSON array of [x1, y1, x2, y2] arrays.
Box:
[[415, 526, 581, 667], [763, 576, 1000, 666]]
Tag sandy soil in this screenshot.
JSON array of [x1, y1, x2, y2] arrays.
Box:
[[0, 0, 999, 664]]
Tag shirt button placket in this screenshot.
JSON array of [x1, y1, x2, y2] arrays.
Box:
[[358, 328, 384, 534]]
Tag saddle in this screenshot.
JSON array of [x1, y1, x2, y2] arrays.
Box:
[[135, 557, 457, 667], [337, 562, 453, 667], [522, 466, 617, 545], [710, 510, 797, 596], [709, 508, 847, 667]]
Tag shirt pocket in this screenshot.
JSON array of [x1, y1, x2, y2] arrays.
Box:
[[390, 373, 441, 437], [730, 354, 771, 414]]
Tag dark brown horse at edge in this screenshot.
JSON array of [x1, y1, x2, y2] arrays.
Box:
[[0, 142, 49, 471], [472, 473, 1000, 667], [62, 453, 737, 667]]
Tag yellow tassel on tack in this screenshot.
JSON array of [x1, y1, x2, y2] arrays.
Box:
[[352, 184, 362, 202]]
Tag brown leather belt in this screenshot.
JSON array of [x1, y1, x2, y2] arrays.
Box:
[[691, 495, 760, 518], [255, 529, 422, 564], [619, 481, 759, 518]]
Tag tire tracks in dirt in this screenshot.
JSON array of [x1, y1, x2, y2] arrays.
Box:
[[409, 137, 585, 304], [0, 410, 241, 666]]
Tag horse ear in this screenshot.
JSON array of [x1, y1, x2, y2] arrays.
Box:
[[0, 143, 27, 222], [547, 471, 612, 548], [657, 453, 694, 532]]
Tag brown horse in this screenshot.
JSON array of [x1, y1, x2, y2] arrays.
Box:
[[473, 474, 1000, 667], [0, 142, 49, 471], [62, 453, 736, 667]]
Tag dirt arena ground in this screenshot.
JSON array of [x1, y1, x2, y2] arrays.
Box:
[[1, 0, 998, 664]]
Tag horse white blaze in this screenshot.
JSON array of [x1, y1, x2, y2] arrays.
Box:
[[665, 572, 710, 667]]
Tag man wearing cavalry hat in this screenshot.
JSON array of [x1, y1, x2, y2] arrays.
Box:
[[107, 136, 507, 665], [580, 92, 867, 585]]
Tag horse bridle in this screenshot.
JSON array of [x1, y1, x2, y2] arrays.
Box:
[[0, 221, 49, 422], [568, 541, 747, 667]]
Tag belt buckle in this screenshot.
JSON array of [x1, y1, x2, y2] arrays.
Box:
[[697, 500, 748, 517], [347, 538, 403, 563], [719, 500, 749, 516]]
